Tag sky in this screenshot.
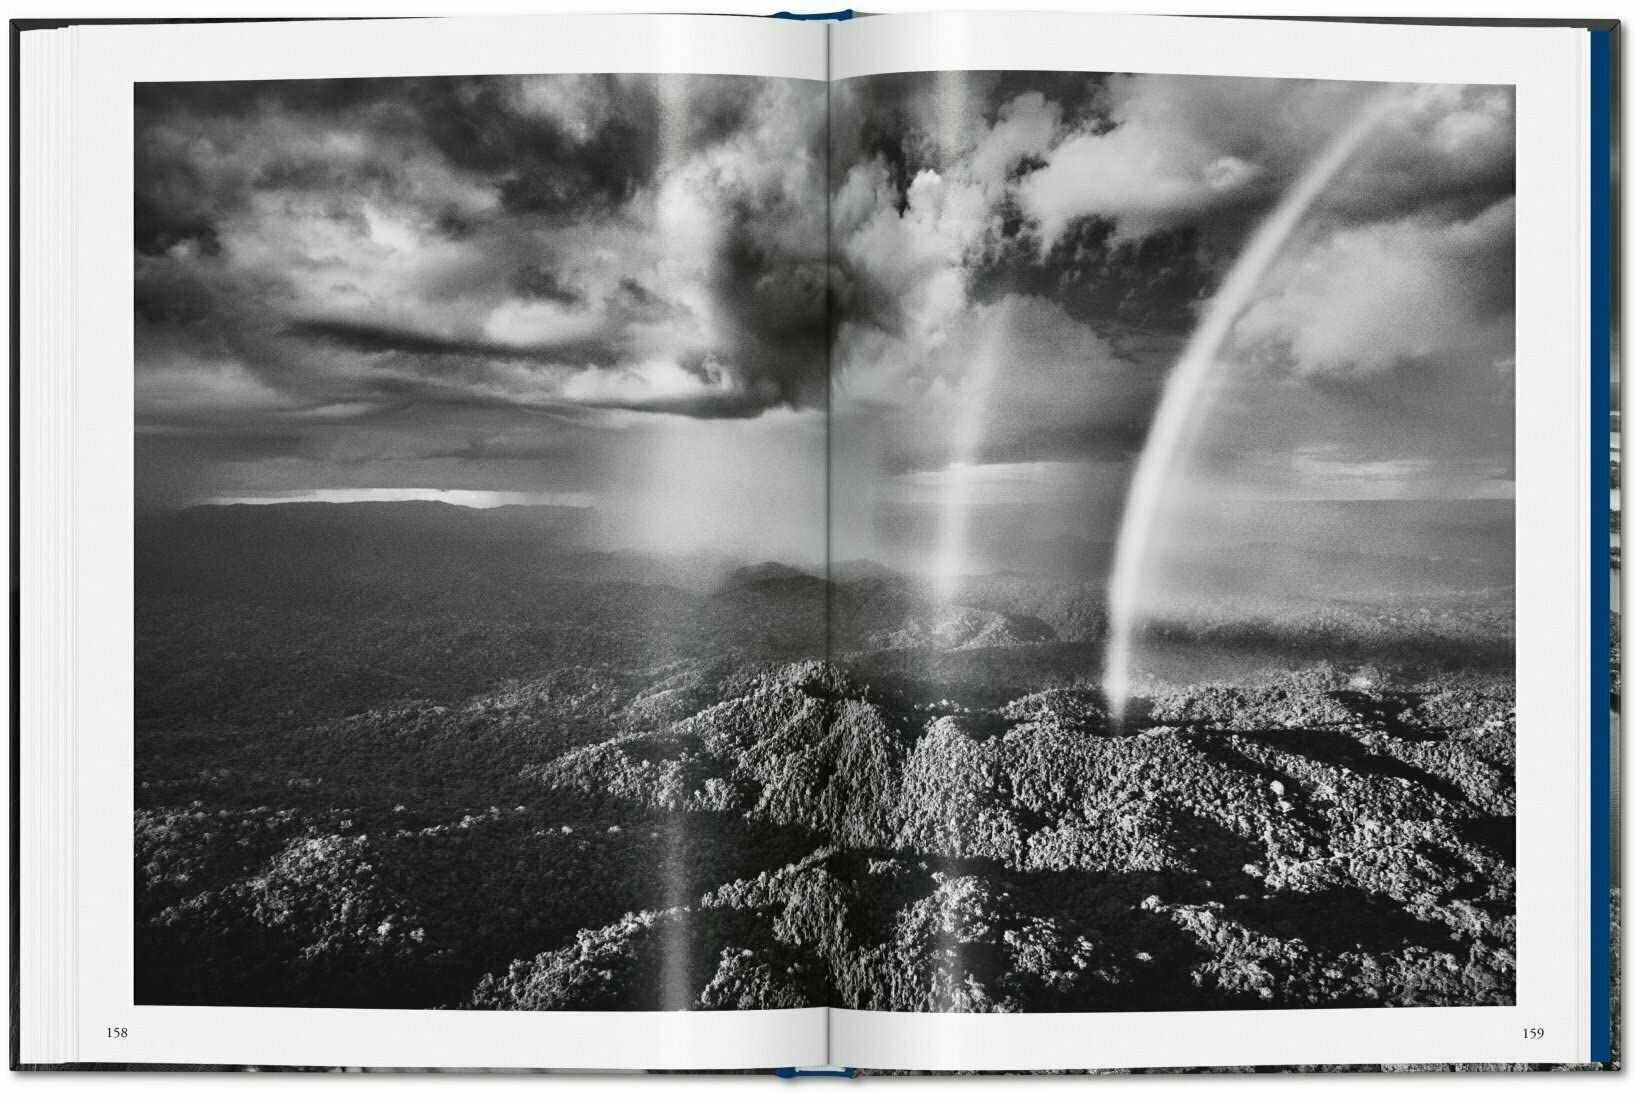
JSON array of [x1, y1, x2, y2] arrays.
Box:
[[136, 69, 1515, 574], [134, 73, 830, 563], [826, 71, 1516, 574]]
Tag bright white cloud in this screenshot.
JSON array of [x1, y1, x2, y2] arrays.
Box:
[[560, 358, 742, 409], [1015, 75, 1515, 246], [832, 93, 1077, 411], [1233, 196, 1514, 378], [481, 299, 606, 348]]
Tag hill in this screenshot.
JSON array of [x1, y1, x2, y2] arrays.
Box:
[[139, 655, 1516, 1013]]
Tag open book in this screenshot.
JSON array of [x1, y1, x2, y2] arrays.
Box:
[[13, 9, 1619, 1074]]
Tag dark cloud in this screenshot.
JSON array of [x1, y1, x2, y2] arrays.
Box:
[[512, 265, 584, 305], [975, 214, 1213, 337], [137, 66, 1514, 526], [409, 76, 661, 218], [828, 69, 1517, 508], [135, 72, 830, 509], [287, 317, 624, 368]]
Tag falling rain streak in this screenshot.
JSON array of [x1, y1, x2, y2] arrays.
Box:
[[1101, 91, 1402, 720]]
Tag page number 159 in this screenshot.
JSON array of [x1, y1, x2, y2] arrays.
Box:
[[1522, 1027, 1545, 1040]]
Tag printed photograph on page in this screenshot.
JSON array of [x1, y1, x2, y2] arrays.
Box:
[[818, 71, 1517, 1013], [132, 68, 1518, 1015], [132, 73, 835, 1011]]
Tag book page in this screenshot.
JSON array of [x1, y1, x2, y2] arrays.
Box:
[[59, 12, 831, 1070], [824, 11, 1592, 1072]]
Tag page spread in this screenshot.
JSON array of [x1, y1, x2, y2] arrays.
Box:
[[14, 8, 1612, 1074]]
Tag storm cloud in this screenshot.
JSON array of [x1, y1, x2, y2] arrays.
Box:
[[137, 67, 1516, 566], [828, 71, 1516, 513], [134, 73, 829, 511]]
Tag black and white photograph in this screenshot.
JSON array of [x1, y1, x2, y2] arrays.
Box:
[[820, 69, 1516, 1013], [134, 71, 834, 1012], [134, 67, 1518, 1016]]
